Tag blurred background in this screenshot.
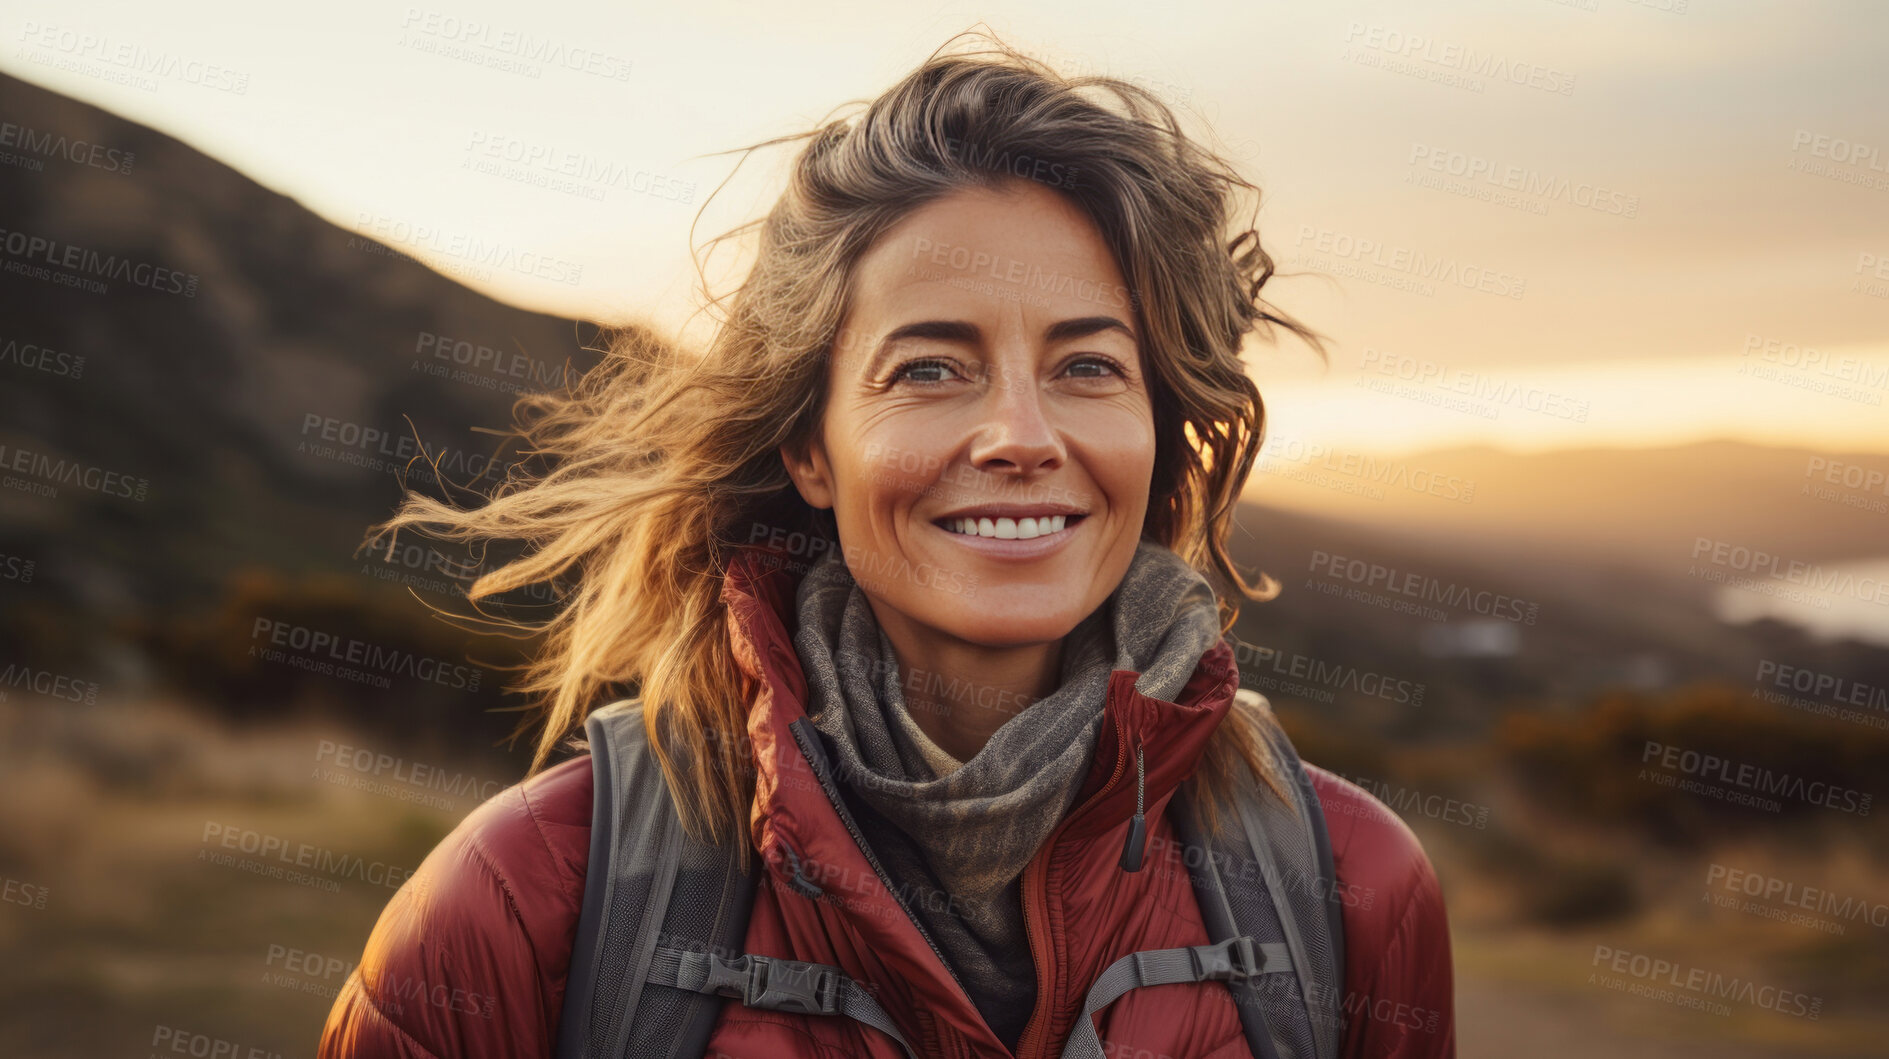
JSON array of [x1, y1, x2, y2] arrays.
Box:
[[2, 1, 1886, 1055]]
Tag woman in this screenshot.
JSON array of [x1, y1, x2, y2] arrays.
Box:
[[320, 34, 1454, 1059]]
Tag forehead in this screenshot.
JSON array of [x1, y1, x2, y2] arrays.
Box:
[[837, 180, 1134, 363]]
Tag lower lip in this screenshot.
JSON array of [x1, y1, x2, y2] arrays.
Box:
[[932, 517, 1083, 560]]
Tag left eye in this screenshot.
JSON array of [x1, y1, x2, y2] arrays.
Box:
[[1066, 356, 1124, 379]]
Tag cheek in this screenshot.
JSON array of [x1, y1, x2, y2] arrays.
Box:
[[1084, 406, 1158, 489], [832, 420, 936, 524]]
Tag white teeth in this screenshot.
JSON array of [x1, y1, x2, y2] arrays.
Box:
[[944, 514, 1071, 540]]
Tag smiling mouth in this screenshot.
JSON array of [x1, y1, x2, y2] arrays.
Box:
[[935, 514, 1086, 540]]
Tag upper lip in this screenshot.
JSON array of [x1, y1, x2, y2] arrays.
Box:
[[932, 504, 1088, 522]]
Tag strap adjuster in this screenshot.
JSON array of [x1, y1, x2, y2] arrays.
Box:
[[700, 953, 842, 1015], [1187, 936, 1259, 981]]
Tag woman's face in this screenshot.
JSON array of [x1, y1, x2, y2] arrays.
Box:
[[781, 178, 1155, 649]]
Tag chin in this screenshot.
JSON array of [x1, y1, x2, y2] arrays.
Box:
[[932, 599, 1087, 648]]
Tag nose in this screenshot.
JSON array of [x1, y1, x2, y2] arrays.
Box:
[[966, 358, 1065, 476]]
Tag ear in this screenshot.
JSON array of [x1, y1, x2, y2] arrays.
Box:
[[779, 437, 836, 511]]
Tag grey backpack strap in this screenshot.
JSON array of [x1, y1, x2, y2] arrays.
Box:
[[1166, 689, 1347, 1059], [1058, 937, 1290, 1059], [646, 947, 923, 1059], [554, 700, 923, 1059], [554, 699, 757, 1059]]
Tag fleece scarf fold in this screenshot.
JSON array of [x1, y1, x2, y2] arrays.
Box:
[[792, 538, 1224, 1047]]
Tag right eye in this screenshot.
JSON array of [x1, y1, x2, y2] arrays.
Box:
[[891, 357, 965, 385]]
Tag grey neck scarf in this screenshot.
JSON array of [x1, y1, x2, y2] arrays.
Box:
[[791, 538, 1224, 1048]]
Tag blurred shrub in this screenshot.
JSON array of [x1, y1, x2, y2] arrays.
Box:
[[141, 565, 537, 749], [1496, 681, 1889, 847], [1522, 856, 1638, 926]]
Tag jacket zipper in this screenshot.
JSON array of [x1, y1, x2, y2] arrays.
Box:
[[785, 719, 982, 1018], [1012, 708, 1136, 1059]]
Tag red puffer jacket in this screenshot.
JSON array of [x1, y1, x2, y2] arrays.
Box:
[[319, 546, 1455, 1058]]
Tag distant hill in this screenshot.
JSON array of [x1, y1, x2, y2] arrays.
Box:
[[1226, 434, 1889, 740], [0, 72, 605, 741], [1253, 438, 1889, 573], [2, 71, 1882, 752]]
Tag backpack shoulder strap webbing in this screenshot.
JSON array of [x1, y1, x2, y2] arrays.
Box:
[[554, 699, 923, 1059], [1162, 688, 1347, 1059], [554, 698, 757, 1059]]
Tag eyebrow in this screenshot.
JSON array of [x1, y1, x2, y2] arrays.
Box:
[[864, 315, 1136, 376]]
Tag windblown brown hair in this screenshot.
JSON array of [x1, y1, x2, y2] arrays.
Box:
[[368, 30, 1325, 871]]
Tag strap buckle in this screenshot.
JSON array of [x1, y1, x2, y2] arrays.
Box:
[[1188, 936, 1260, 981], [700, 953, 842, 1015]]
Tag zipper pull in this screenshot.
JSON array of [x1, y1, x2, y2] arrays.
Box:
[[1119, 740, 1147, 872]]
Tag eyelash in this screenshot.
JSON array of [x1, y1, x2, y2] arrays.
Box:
[[890, 355, 1129, 386]]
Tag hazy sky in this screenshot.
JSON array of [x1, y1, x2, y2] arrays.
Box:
[[6, 0, 1887, 456]]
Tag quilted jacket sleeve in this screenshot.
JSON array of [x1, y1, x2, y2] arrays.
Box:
[[318, 755, 594, 1059], [1305, 764, 1457, 1059]]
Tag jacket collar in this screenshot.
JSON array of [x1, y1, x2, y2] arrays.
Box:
[[720, 541, 1241, 869], [718, 541, 1240, 1053]]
